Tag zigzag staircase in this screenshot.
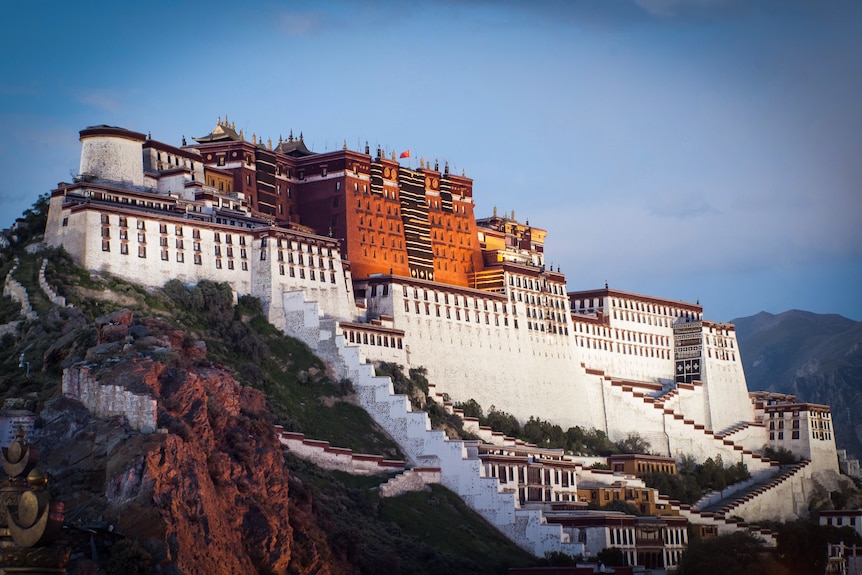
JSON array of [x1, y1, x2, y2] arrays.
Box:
[[281, 292, 582, 557], [587, 364, 779, 476]]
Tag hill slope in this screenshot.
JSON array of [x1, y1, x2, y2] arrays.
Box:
[[734, 310, 862, 460]]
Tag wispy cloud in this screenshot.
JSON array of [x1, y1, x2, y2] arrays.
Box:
[[277, 10, 322, 36], [77, 90, 124, 113]]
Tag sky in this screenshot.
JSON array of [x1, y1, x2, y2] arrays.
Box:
[[1, 0, 860, 322]]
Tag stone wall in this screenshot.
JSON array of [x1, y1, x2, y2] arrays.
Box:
[[379, 467, 442, 498], [3, 258, 36, 321], [62, 365, 157, 433], [276, 428, 405, 475], [38, 259, 66, 307]]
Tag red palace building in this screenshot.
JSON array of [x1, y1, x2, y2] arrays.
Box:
[[191, 118, 483, 286]]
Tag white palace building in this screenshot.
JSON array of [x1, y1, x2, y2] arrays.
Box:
[[43, 122, 842, 568]]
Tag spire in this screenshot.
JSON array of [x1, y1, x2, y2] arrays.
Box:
[[252, 133, 257, 144], [391, 150, 396, 160], [343, 139, 347, 150], [267, 138, 272, 150], [493, 205, 497, 217], [299, 131, 303, 141], [289, 130, 294, 142], [239, 129, 244, 140]]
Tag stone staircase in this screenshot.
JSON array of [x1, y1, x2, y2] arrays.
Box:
[[600, 371, 778, 475], [279, 291, 583, 557]]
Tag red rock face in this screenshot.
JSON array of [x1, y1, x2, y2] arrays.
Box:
[[136, 366, 293, 574], [50, 311, 346, 575]]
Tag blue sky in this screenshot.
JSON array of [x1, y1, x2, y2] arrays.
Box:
[[1, 0, 860, 322]]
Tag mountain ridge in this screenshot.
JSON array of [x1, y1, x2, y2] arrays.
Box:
[[733, 309, 862, 461]]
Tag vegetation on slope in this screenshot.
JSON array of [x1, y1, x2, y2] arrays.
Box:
[[454, 397, 650, 455], [640, 454, 750, 505], [286, 454, 535, 574], [0, 198, 549, 574]]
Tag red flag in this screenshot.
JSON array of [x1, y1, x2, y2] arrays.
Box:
[[399, 149, 410, 158]]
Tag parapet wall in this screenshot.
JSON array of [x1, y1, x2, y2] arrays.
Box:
[[276, 428, 405, 475], [62, 365, 157, 432]]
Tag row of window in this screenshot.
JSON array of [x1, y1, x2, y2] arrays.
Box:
[[403, 299, 511, 327], [577, 337, 671, 359], [400, 286, 507, 314], [277, 264, 337, 284], [344, 330, 404, 349]]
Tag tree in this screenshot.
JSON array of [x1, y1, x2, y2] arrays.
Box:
[[677, 532, 788, 575], [596, 546, 627, 567], [454, 398, 483, 419], [614, 432, 651, 455]]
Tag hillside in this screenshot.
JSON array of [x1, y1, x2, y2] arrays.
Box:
[[0, 230, 537, 572], [733, 310, 862, 460]]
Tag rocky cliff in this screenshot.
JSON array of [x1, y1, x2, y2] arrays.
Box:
[[34, 311, 345, 575]]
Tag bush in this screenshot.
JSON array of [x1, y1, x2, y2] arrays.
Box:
[[105, 538, 153, 575]]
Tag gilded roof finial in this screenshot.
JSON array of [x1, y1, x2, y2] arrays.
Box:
[[391, 150, 396, 160], [420, 157, 425, 169], [217, 115, 221, 125], [231, 121, 235, 130], [239, 129, 244, 140], [252, 133, 257, 144], [267, 138, 272, 150], [289, 130, 294, 142], [299, 131, 304, 141], [279, 134, 283, 144], [493, 205, 497, 217]]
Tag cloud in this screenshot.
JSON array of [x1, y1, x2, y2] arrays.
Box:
[[77, 90, 124, 113], [277, 10, 322, 36]]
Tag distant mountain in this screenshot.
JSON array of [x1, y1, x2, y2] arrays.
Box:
[[733, 310, 862, 460]]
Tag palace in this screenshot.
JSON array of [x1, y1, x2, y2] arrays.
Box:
[[44, 120, 841, 568]]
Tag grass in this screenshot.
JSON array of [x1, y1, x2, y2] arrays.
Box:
[[285, 454, 537, 575]]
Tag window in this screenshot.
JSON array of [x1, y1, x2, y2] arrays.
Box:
[[137, 220, 146, 230], [194, 254, 202, 265], [102, 239, 110, 252], [176, 239, 184, 249], [177, 252, 184, 263], [62, 216, 69, 227], [138, 246, 146, 258], [161, 249, 168, 261], [175, 225, 183, 236], [120, 243, 129, 255], [138, 233, 146, 243]]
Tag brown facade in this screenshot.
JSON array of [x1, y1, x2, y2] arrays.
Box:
[[191, 122, 483, 286]]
